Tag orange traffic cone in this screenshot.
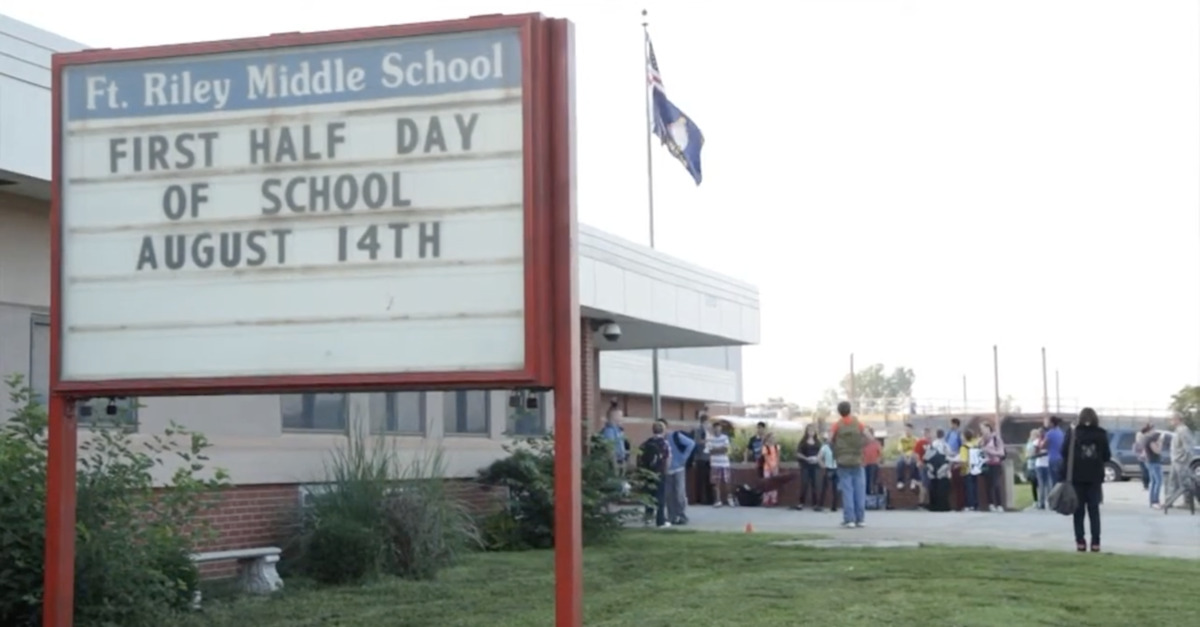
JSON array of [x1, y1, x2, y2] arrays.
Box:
[[744, 522, 754, 533]]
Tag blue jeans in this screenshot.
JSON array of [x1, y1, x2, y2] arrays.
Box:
[[895, 458, 918, 484], [1148, 463, 1163, 505], [644, 473, 667, 526], [865, 464, 879, 495], [838, 466, 867, 524], [965, 473, 979, 509], [1048, 458, 1063, 493], [1035, 466, 1052, 509]]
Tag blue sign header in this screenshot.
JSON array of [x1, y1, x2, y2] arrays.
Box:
[[63, 29, 522, 121]]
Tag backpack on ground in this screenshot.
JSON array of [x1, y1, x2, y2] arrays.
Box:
[[735, 484, 763, 507]]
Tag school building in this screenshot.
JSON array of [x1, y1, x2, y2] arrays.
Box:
[[0, 14, 760, 547]]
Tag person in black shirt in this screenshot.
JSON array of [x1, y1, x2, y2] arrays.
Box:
[[745, 422, 767, 464], [688, 410, 713, 505], [1060, 407, 1112, 552], [1141, 424, 1165, 508], [796, 424, 823, 510]]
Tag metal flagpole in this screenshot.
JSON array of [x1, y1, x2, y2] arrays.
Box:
[[642, 9, 661, 421], [1055, 370, 1061, 413]]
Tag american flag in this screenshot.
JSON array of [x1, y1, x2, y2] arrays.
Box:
[[646, 38, 664, 90]]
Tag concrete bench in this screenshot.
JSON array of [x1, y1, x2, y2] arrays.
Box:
[[190, 547, 284, 607]]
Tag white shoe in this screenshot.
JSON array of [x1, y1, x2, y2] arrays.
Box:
[[657, 522, 672, 529], [896, 482, 904, 490], [712, 502, 723, 508]]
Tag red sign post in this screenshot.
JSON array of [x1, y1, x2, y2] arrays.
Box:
[[46, 14, 580, 627]]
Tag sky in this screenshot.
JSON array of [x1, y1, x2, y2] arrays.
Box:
[[10, 0, 1200, 413]]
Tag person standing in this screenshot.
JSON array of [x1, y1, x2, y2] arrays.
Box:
[[689, 410, 713, 505], [818, 433, 839, 512], [863, 426, 882, 496], [1141, 424, 1165, 509], [796, 424, 823, 510], [925, 429, 953, 512], [638, 421, 672, 528], [1043, 416, 1065, 495], [1161, 414, 1196, 515], [666, 428, 696, 525], [745, 421, 767, 463], [946, 418, 963, 459], [980, 422, 1006, 512], [831, 401, 868, 528], [1060, 408, 1111, 551], [1133, 428, 1150, 491], [760, 432, 781, 506], [706, 422, 734, 507], [599, 400, 629, 475], [963, 430, 983, 511], [1024, 428, 1043, 508], [1034, 428, 1052, 510]]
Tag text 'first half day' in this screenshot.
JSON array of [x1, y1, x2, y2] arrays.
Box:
[[81, 43, 506, 112]]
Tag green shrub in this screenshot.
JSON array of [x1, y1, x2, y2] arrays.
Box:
[[0, 374, 229, 627], [727, 429, 802, 464], [293, 434, 479, 585], [381, 459, 478, 580], [477, 434, 634, 551], [305, 517, 381, 585]]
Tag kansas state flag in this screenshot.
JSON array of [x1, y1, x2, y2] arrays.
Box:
[[646, 37, 704, 185]]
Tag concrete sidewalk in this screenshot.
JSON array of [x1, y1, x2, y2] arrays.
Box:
[[675, 482, 1200, 559]]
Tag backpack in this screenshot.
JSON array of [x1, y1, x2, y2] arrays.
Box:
[[831, 417, 866, 467], [638, 437, 668, 473]]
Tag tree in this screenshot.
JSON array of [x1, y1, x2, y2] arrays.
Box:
[[823, 363, 917, 414], [1169, 385, 1200, 430]]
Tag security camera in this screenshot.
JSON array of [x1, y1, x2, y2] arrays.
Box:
[[600, 321, 621, 342]]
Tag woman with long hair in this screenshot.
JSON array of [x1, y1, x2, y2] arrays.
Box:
[[1061, 407, 1112, 552], [979, 422, 1006, 512], [796, 424, 822, 510]]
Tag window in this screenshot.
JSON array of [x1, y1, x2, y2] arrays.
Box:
[[29, 316, 50, 405], [1116, 433, 1136, 451], [29, 315, 137, 429], [281, 393, 348, 431], [506, 391, 548, 436], [370, 392, 426, 435], [443, 390, 490, 435], [75, 397, 139, 429]]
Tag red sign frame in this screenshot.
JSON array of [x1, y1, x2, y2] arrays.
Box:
[[44, 14, 582, 627], [50, 13, 556, 398]]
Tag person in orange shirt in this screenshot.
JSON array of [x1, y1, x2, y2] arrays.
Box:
[[760, 432, 781, 506], [862, 426, 883, 495]]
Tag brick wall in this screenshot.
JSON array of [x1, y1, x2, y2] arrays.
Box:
[[187, 480, 506, 579], [581, 318, 600, 441]]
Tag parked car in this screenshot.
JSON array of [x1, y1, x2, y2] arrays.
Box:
[[1104, 428, 1200, 483]]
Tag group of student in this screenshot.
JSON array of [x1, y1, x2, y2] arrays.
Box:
[[796, 418, 1007, 513]]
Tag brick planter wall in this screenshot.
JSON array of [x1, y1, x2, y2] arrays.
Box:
[[686, 462, 1008, 511], [186, 480, 505, 578]]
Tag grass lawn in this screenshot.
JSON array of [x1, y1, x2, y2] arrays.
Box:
[[183, 530, 1194, 627]]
